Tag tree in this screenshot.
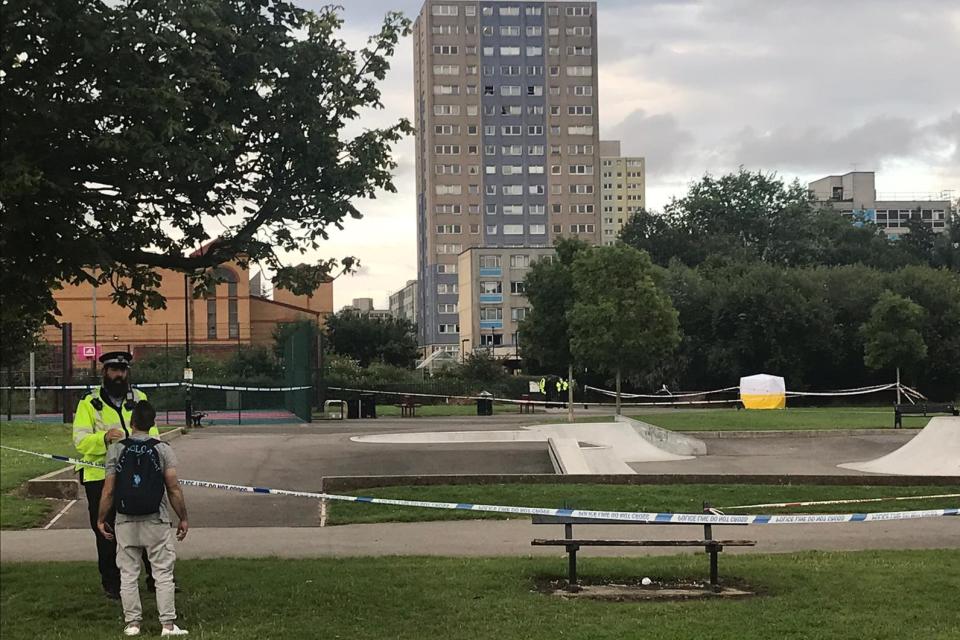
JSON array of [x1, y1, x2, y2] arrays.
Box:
[[860, 291, 928, 384], [569, 245, 681, 414], [1, 1, 411, 359], [324, 311, 418, 368]]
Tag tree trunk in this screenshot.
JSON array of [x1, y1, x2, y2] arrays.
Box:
[[615, 368, 622, 416], [567, 362, 574, 423]]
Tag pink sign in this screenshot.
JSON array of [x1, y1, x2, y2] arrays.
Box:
[[76, 344, 102, 360]]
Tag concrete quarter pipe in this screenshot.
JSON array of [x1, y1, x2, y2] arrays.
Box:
[[839, 417, 960, 476]]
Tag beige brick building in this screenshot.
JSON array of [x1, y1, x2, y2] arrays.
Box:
[[599, 140, 645, 245]]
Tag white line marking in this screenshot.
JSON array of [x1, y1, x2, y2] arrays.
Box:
[[44, 499, 78, 530]]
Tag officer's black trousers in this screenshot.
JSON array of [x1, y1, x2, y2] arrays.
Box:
[[83, 479, 155, 593]]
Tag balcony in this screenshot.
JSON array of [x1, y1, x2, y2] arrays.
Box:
[[479, 320, 504, 330], [479, 267, 502, 277], [479, 293, 503, 304]]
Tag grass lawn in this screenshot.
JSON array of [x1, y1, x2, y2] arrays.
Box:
[[326, 483, 960, 526], [635, 407, 931, 431], [0, 421, 180, 530], [2, 551, 959, 639]]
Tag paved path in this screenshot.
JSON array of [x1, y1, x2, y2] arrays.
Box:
[[3, 518, 957, 562]]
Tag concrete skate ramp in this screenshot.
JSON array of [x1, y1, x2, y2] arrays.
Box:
[[838, 417, 960, 476], [351, 422, 694, 474]]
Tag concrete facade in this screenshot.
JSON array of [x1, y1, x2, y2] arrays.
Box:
[[599, 140, 645, 245], [342, 298, 392, 321], [809, 171, 952, 236], [389, 280, 419, 324], [457, 245, 555, 358], [414, 0, 601, 355]]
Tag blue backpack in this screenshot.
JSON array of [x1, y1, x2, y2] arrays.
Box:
[[114, 439, 166, 516]]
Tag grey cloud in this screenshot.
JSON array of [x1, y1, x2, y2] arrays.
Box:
[[607, 109, 696, 175]]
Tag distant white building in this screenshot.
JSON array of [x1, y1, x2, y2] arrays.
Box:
[[808, 171, 952, 236], [341, 297, 392, 321], [389, 280, 418, 324]]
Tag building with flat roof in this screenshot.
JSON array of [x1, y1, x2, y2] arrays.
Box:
[[808, 171, 952, 236], [457, 245, 555, 359], [342, 298, 393, 321], [599, 140, 645, 245], [389, 280, 419, 324], [414, 0, 601, 355]]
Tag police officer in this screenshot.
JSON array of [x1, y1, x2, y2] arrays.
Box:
[[73, 351, 160, 599]]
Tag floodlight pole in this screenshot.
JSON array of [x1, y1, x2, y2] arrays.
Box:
[[896, 367, 901, 405]]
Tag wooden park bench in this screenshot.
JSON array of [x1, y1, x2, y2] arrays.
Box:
[[395, 396, 422, 418], [531, 510, 756, 592], [894, 402, 957, 428], [518, 394, 536, 414]]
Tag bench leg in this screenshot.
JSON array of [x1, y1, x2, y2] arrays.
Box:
[[709, 546, 719, 592], [567, 545, 578, 589]]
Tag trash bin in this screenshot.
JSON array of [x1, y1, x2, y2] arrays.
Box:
[[476, 391, 493, 416]]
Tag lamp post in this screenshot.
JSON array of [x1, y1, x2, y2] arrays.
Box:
[[183, 273, 192, 427], [461, 338, 470, 363]]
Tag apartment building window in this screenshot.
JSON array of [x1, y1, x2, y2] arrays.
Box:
[[500, 224, 522, 236], [482, 6, 493, 15], [435, 204, 462, 214], [569, 164, 594, 175], [511, 307, 529, 321], [433, 84, 460, 95], [526, 6, 542, 16], [529, 185, 545, 195], [501, 65, 521, 75], [433, 105, 460, 116], [485, 184, 497, 195], [468, 204, 480, 214], [551, 165, 561, 175], [569, 184, 594, 194], [435, 144, 460, 155], [431, 24, 459, 35], [437, 283, 459, 294], [436, 224, 462, 234], [502, 184, 523, 195], [529, 204, 545, 215], [500, 26, 520, 36], [486, 204, 498, 215], [435, 184, 462, 195], [485, 224, 498, 235], [500, 46, 521, 56], [503, 204, 523, 215], [501, 104, 522, 115], [481, 280, 503, 294], [433, 45, 459, 55], [467, 125, 478, 135], [434, 124, 461, 135], [528, 144, 544, 155], [566, 46, 592, 56], [437, 324, 459, 334], [552, 224, 562, 232], [466, 45, 477, 54], [484, 125, 496, 135], [528, 165, 544, 174], [465, 5, 476, 16], [480, 307, 503, 321], [551, 185, 562, 195], [437, 263, 457, 274], [571, 85, 593, 96], [570, 224, 595, 233], [527, 85, 543, 96], [526, 46, 543, 56], [502, 125, 522, 135], [566, 66, 592, 76], [548, 7, 560, 15], [571, 204, 595, 214], [466, 84, 478, 94], [480, 333, 503, 346], [436, 243, 463, 254], [529, 224, 546, 235], [509, 281, 526, 294], [502, 165, 523, 176], [567, 6, 592, 16], [549, 86, 561, 96], [568, 144, 594, 154], [565, 27, 592, 37], [438, 303, 458, 314], [499, 6, 519, 16], [526, 26, 542, 36], [466, 105, 478, 116], [431, 5, 458, 16], [528, 125, 544, 135], [466, 24, 477, 35], [435, 164, 461, 175], [480, 255, 501, 269], [501, 85, 521, 96], [527, 105, 544, 115], [469, 224, 480, 234], [527, 65, 543, 76], [568, 105, 593, 116], [502, 144, 522, 155], [568, 125, 594, 135], [483, 45, 494, 55], [548, 46, 560, 55], [466, 65, 478, 75]]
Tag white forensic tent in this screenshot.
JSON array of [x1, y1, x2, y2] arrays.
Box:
[[739, 373, 786, 409]]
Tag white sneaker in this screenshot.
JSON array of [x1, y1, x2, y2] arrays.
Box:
[[123, 623, 141, 636], [160, 624, 189, 636]]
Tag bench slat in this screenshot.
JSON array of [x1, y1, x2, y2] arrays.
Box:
[[531, 515, 749, 526], [532, 539, 756, 547]]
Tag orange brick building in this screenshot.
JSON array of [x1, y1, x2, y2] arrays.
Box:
[[45, 261, 332, 366]]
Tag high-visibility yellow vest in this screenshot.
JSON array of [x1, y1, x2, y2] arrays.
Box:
[[72, 387, 158, 482]]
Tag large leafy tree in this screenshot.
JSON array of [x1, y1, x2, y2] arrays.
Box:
[[860, 291, 928, 383], [0, 0, 411, 365], [569, 245, 680, 414], [324, 310, 418, 369]]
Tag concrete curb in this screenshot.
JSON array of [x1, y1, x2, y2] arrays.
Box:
[[616, 415, 707, 455], [321, 473, 960, 491], [24, 427, 186, 499], [689, 428, 921, 439]]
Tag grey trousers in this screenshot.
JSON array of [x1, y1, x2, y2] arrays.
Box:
[[115, 520, 177, 624]]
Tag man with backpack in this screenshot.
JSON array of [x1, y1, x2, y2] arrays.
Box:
[[98, 400, 189, 637]]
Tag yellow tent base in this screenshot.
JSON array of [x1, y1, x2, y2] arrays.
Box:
[[741, 393, 786, 410]]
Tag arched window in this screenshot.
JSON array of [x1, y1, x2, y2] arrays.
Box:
[[206, 268, 239, 339]]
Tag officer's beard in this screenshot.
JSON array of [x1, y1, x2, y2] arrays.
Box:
[[103, 375, 129, 399]]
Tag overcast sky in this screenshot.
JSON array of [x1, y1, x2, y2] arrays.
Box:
[[288, 0, 960, 309]]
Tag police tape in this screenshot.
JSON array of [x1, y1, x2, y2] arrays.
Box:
[[0, 382, 312, 392], [2, 445, 958, 526], [721, 493, 960, 510]]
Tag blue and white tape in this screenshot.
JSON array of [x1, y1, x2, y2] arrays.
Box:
[[2, 445, 957, 526], [0, 382, 311, 392]]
